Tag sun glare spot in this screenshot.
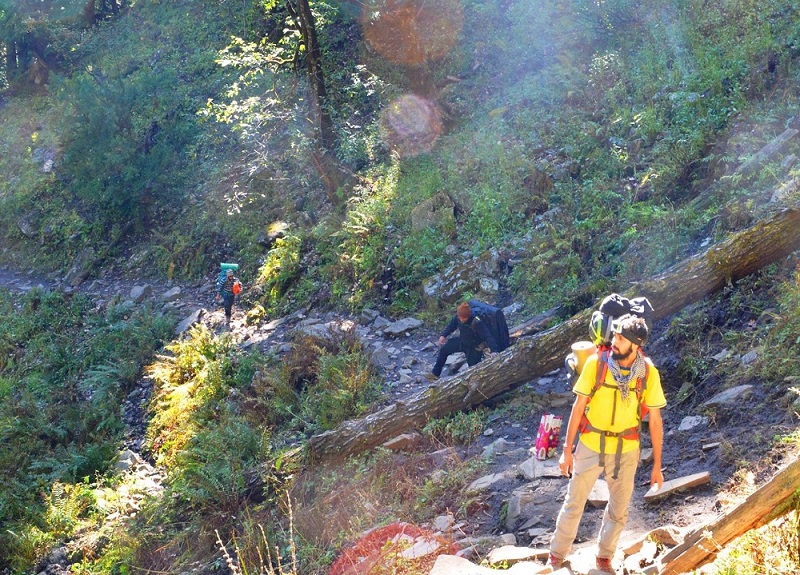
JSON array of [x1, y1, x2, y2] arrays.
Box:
[[380, 94, 443, 157], [361, 0, 463, 66]]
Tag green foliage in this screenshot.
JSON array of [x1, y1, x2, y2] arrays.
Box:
[[755, 269, 800, 382], [422, 409, 487, 446], [299, 344, 381, 432], [168, 418, 267, 518], [326, 169, 397, 308], [257, 233, 304, 312], [146, 324, 236, 468], [0, 288, 174, 570]]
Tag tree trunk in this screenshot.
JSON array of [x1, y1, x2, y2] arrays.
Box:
[[659, 456, 800, 575], [288, 0, 335, 151], [308, 207, 800, 461]]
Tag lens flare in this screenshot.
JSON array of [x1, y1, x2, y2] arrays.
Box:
[[380, 93, 443, 157], [362, 0, 464, 66]]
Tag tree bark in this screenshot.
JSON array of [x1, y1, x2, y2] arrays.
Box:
[[308, 207, 800, 461], [658, 456, 800, 575], [288, 0, 335, 151]]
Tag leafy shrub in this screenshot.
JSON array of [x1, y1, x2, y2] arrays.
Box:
[[422, 409, 487, 446], [257, 234, 304, 312], [146, 324, 235, 468], [0, 288, 173, 570]]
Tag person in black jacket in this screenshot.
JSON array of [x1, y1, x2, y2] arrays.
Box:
[[426, 302, 497, 381]]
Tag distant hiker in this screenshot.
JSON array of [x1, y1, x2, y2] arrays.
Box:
[[548, 314, 666, 574], [216, 268, 241, 325], [426, 301, 498, 382]]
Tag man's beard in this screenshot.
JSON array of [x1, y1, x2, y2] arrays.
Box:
[[611, 346, 634, 362]]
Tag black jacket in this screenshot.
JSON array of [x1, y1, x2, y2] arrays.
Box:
[[441, 314, 497, 351]]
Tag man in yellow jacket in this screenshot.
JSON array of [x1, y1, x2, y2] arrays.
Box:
[[548, 314, 666, 574]]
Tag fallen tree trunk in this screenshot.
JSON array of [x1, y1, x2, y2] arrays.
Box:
[[308, 208, 800, 461], [659, 456, 800, 575]]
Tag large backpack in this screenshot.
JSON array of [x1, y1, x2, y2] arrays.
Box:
[[565, 293, 654, 383], [467, 300, 510, 352]]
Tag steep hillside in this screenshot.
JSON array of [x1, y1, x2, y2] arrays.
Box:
[[1, 0, 799, 573]]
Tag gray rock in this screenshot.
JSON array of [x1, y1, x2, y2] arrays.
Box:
[[383, 317, 423, 337], [432, 513, 455, 532], [482, 437, 514, 459], [359, 308, 380, 325], [161, 286, 182, 302], [702, 385, 753, 407], [487, 545, 548, 566], [741, 350, 759, 365], [175, 308, 205, 335], [130, 284, 152, 303], [678, 415, 709, 431], [467, 472, 510, 493]]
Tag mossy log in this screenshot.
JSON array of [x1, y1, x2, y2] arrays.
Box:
[[308, 208, 800, 462]]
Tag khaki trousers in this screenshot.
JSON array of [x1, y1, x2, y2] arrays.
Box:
[[549, 441, 640, 560]]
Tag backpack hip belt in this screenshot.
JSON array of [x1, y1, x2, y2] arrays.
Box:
[[578, 418, 640, 480]]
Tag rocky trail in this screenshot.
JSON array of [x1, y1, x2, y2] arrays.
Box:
[[4, 265, 797, 575]]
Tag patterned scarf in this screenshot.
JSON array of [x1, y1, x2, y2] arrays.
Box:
[[607, 351, 647, 403]]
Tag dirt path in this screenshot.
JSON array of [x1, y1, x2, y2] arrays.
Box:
[[2, 267, 794, 574]]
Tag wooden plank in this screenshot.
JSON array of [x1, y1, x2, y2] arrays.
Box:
[[644, 471, 711, 502], [659, 456, 800, 575]]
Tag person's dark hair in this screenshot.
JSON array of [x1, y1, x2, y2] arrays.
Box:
[[615, 314, 648, 346]]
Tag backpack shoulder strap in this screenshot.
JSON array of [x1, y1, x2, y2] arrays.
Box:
[[590, 349, 609, 400]]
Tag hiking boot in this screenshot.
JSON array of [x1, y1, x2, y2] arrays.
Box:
[[424, 372, 439, 382], [596, 556, 615, 573], [547, 553, 564, 571]]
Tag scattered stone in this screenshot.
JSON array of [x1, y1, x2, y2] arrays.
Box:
[[486, 545, 548, 566], [370, 345, 393, 368], [678, 415, 709, 431], [130, 284, 152, 303], [161, 286, 182, 302], [740, 350, 759, 365], [712, 349, 730, 361], [175, 308, 205, 335], [622, 525, 684, 556], [702, 442, 721, 451], [588, 479, 609, 507], [482, 437, 514, 459], [506, 487, 538, 530], [467, 472, 510, 493], [382, 432, 424, 451], [518, 456, 563, 480], [702, 384, 753, 407], [383, 317, 424, 337], [360, 308, 380, 325], [399, 536, 442, 559], [429, 554, 544, 575], [432, 514, 455, 533]]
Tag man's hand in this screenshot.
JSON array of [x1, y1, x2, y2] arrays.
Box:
[[650, 466, 664, 490], [215, 294, 221, 302], [438, 336, 446, 346], [559, 449, 574, 477]]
